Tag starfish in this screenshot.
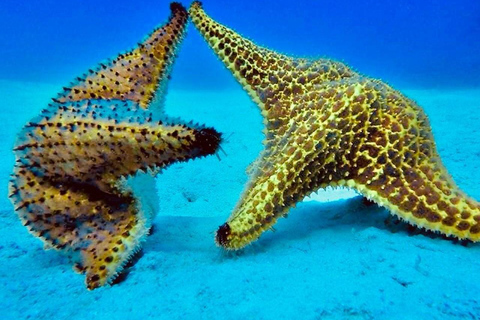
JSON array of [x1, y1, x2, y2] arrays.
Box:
[[189, 2, 480, 250], [9, 3, 221, 289]]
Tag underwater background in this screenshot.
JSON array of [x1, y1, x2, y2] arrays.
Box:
[[1, 0, 480, 319]]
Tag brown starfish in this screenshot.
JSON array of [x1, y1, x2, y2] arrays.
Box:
[[189, 1, 480, 250], [9, 3, 221, 289]]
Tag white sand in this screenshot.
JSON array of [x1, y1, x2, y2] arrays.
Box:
[[1, 79, 480, 319]]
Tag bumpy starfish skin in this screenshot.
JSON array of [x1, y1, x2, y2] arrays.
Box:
[[56, 3, 188, 109], [189, 2, 480, 249], [9, 3, 221, 289]]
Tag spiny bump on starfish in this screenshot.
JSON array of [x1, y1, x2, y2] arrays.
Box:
[[56, 2, 188, 109], [189, 2, 480, 250], [9, 2, 222, 290]]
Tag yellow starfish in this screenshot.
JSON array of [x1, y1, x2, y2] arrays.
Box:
[[189, 2, 480, 250], [9, 3, 221, 289]]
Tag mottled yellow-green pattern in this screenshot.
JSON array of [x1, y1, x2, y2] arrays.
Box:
[[9, 3, 221, 290], [189, 1, 480, 250]]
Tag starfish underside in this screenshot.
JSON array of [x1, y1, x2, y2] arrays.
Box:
[[189, 2, 480, 249], [9, 3, 221, 289]]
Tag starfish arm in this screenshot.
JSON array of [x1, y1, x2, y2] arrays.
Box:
[[188, 1, 356, 122], [12, 100, 221, 194], [344, 83, 480, 240], [216, 141, 319, 249], [216, 93, 343, 249], [216, 78, 480, 249], [9, 169, 148, 289], [56, 2, 188, 109]]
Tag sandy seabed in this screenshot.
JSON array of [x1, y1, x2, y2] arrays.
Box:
[[1, 79, 480, 320]]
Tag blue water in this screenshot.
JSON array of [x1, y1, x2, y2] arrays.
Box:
[[1, 1, 480, 319], [1, 0, 479, 89]]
